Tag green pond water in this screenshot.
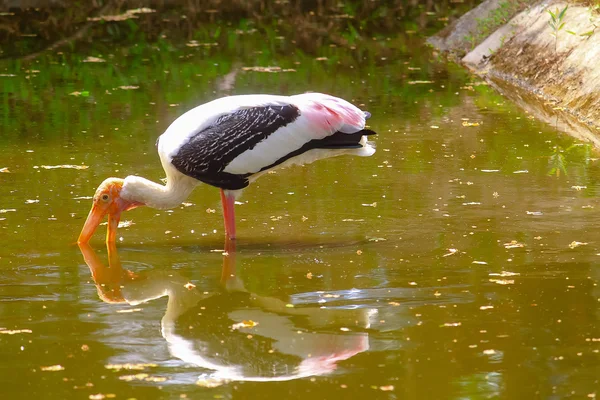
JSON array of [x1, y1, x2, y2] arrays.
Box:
[[1, 27, 599, 400]]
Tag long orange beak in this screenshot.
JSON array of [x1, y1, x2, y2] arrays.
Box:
[[78, 204, 107, 244], [78, 204, 122, 244], [107, 212, 121, 244]]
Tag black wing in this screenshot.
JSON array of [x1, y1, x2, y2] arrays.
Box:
[[171, 104, 300, 190]]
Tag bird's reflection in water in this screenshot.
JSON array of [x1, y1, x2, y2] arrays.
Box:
[[78, 241, 373, 383]]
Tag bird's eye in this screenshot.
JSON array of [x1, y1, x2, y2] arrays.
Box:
[[101, 194, 110, 202]]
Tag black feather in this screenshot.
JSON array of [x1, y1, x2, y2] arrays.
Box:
[[171, 104, 300, 189]]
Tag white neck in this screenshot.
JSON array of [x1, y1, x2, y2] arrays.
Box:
[[121, 174, 198, 210]]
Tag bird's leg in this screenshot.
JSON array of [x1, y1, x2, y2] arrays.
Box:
[[220, 238, 236, 285], [220, 189, 237, 240], [220, 239, 247, 292]]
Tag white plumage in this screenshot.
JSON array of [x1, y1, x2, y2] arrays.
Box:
[[158, 93, 371, 174]]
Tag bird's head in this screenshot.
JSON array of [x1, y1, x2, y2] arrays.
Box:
[[78, 177, 142, 244]]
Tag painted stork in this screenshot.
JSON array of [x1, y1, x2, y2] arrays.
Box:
[[77, 93, 377, 244]]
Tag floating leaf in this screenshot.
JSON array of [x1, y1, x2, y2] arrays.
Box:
[[504, 240, 525, 249], [83, 56, 105, 63], [489, 279, 514, 285], [0, 329, 32, 335], [569, 241, 588, 249], [441, 322, 461, 327], [41, 365, 65, 372], [443, 248, 458, 257], [0, 167, 10, 173], [119, 374, 166, 382], [40, 165, 88, 170], [489, 271, 520, 277], [115, 308, 142, 313], [526, 211, 543, 216], [232, 320, 258, 330], [105, 363, 157, 371]]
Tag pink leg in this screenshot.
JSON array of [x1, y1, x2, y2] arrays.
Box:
[[220, 239, 237, 285], [220, 189, 237, 240]]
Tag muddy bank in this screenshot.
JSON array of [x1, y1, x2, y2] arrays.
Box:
[[429, 0, 600, 142]]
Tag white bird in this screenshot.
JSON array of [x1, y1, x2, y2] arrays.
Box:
[[77, 93, 377, 244]]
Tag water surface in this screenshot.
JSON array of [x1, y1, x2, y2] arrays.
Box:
[[1, 25, 599, 400]]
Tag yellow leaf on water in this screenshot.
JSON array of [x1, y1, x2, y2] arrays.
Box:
[[489, 271, 519, 277], [116, 308, 142, 313], [0, 167, 10, 173], [196, 377, 226, 387], [119, 374, 166, 382], [441, 322, 461, 327], [232, 320, 258, 330], [41, 365, 65, 372], [443, 248, 458, 257], [40, 165, 88, 170], [117, 220, 134, 228], [0, 329, 32, 335], [105, 363, 157, 371], [504, 240, 525, 249], [569, 241, 588, 249], [462, 121, 481, 127], [489, 279, 514, 285]]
